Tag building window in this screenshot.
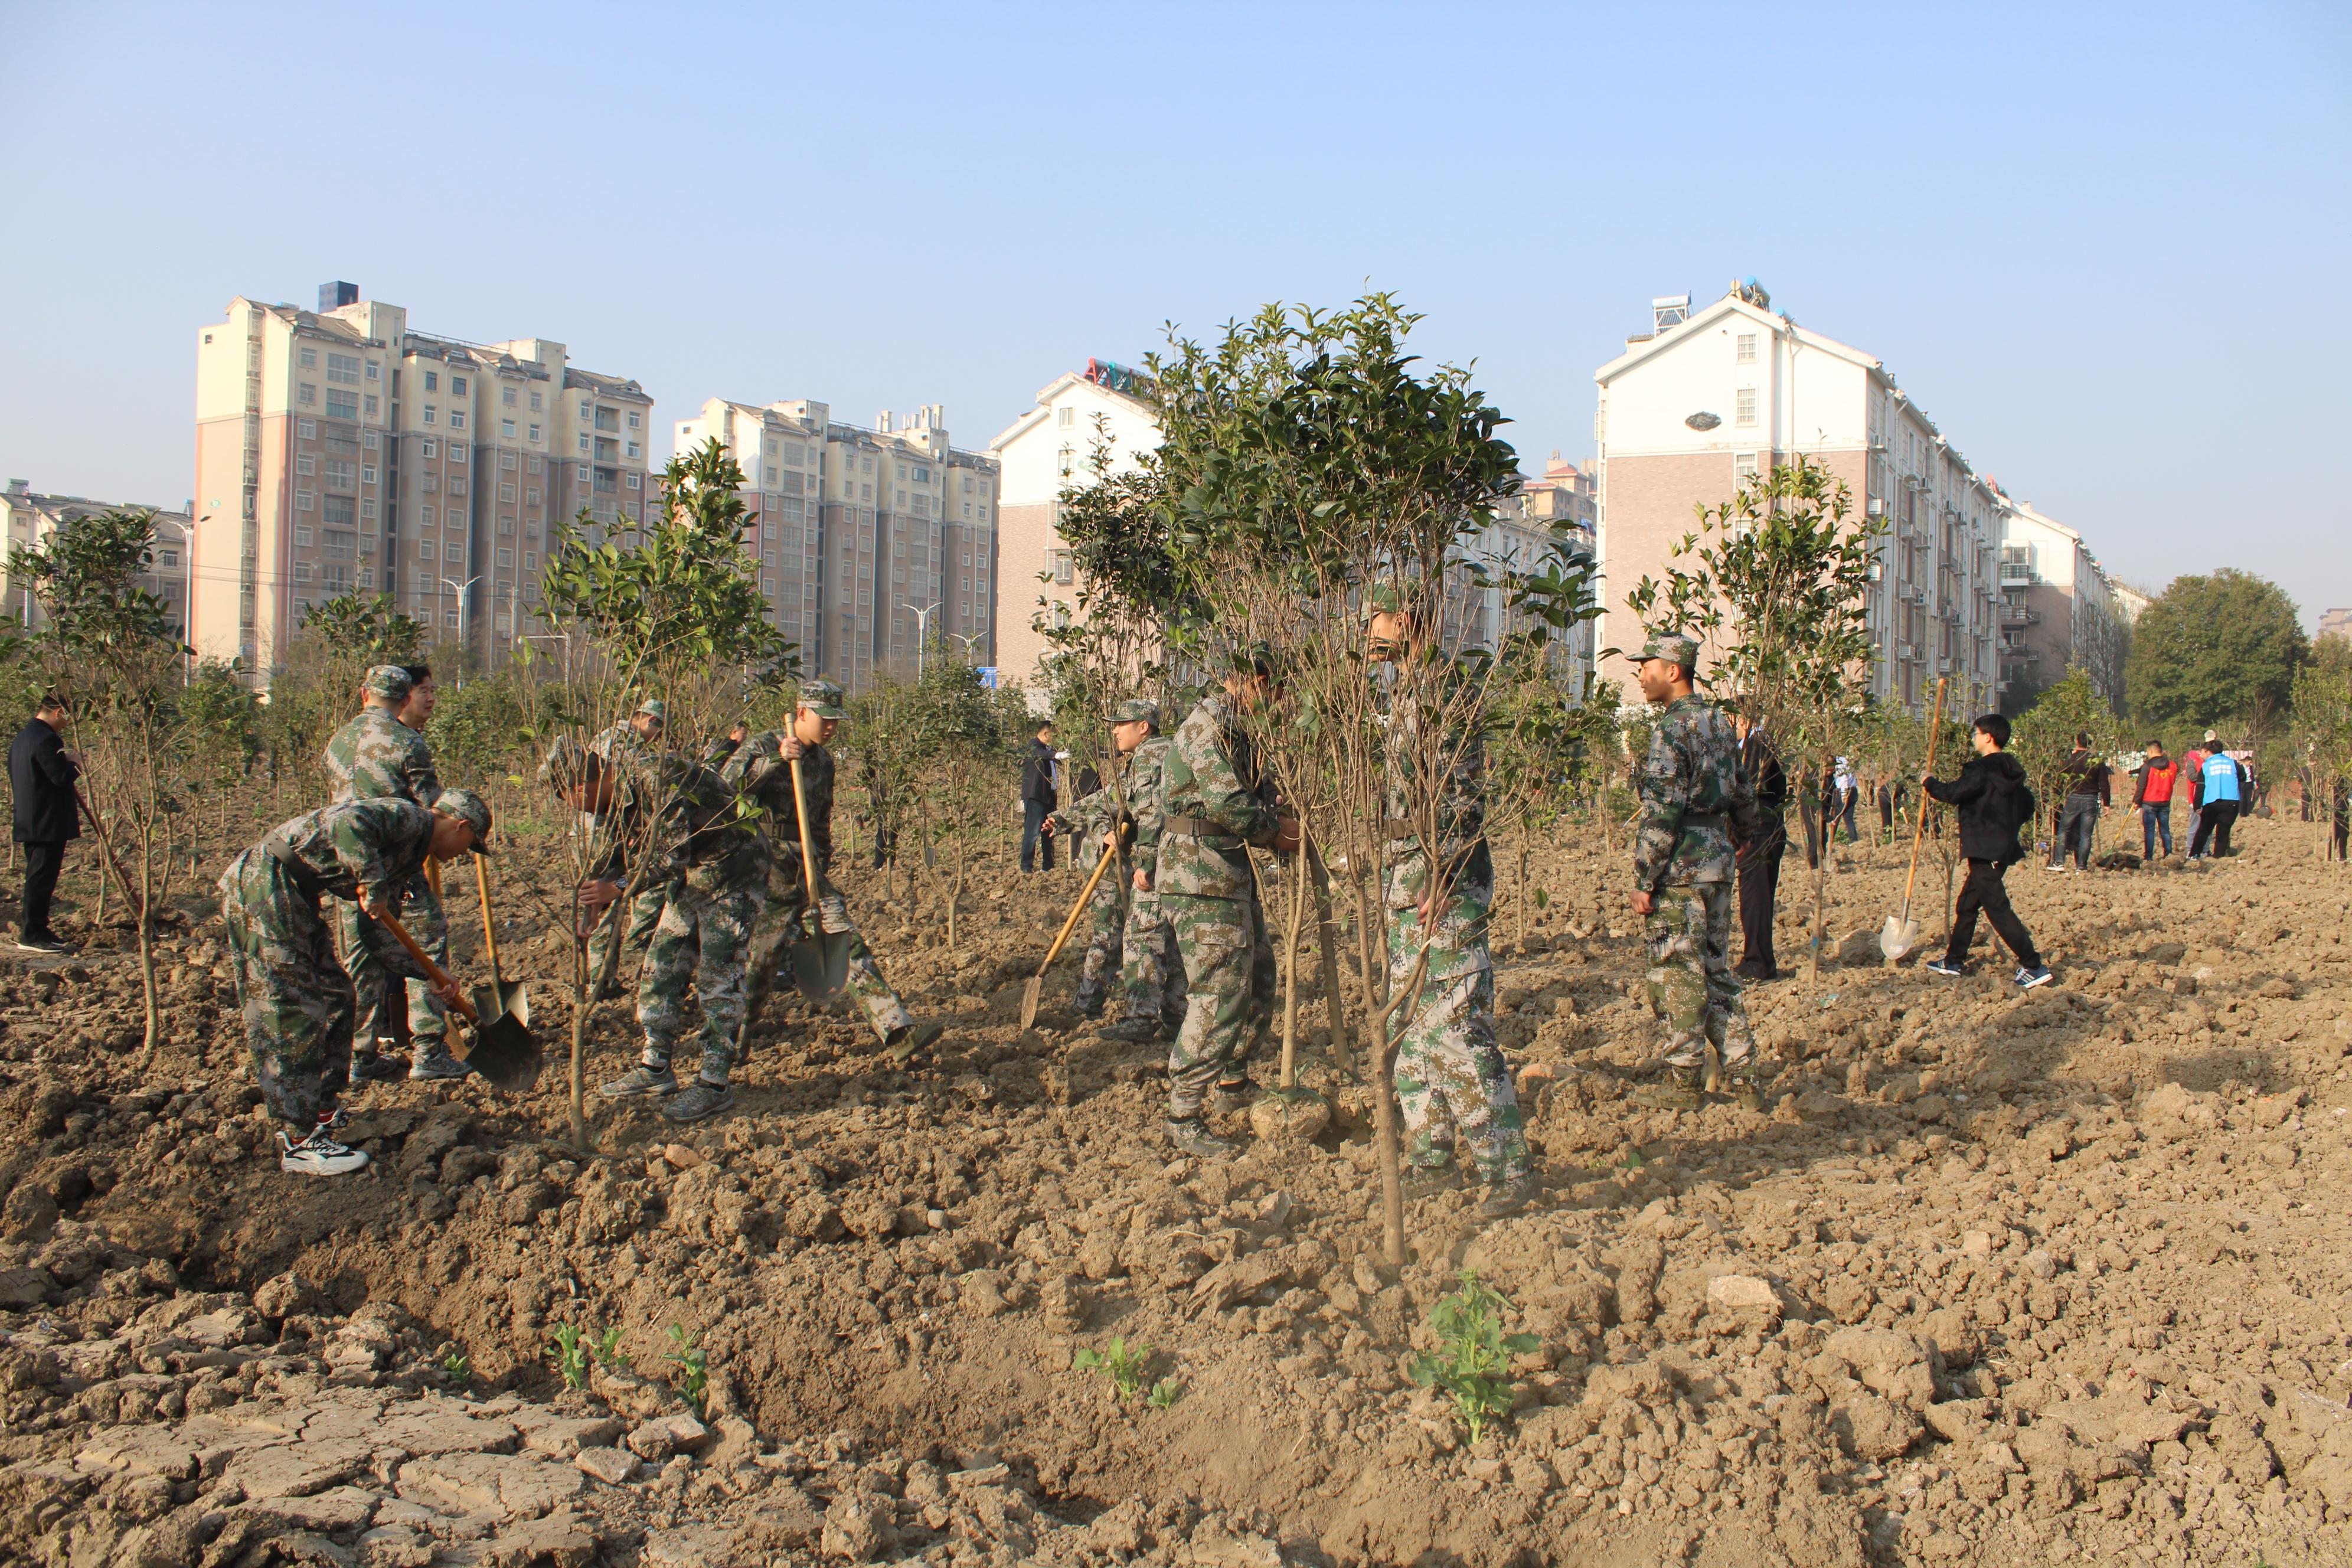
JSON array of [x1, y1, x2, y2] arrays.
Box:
[[578, 435, 590, 453], [1056, 447, 1073, 476], [1735, 387, 1758, 426], [298, 383, 318, 406], [326, 390, 358, 420], [502, 387, 517, 408], [424, 406, 437, 425], [1736, 333, 1757, 363], [496, 547, 513, 568], [300, 347, 318, 370], [365, 361, 379, 381], [1051, 550, 1074, 585], [625, 441, 640, 459], [424, 371, 439, 392], [295, 525, 314, 546], [296, 455, 316, 477], [526, 486, 540, 506], [528, 424, 541, 443], [626, 472, 641, 490], [1057, 407, 1075, 427], [297, 419, 316, 440], [452, 376, 467, 396], [449, 445, 465, 464], [420, 439, 437, 458], [626, 411, 641, 430], [1734, 453, 1759, 485], [499, 483, 517, 503], [420, 506, 436, 527], [326, 352, 361, 384], [361, 499, 377, 520], [502, 419, 516, 438], [296, 491, 316, 512], [524, 551, 537, 570], [449, 411, 466, 430], [363, 395, 379, 417]]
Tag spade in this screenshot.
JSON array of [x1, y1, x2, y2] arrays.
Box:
[[785, 754, 855, 1001], [1880, 676, 1949, 963], [471, 855, 530, 1040], [1021, 833, 1119, 1031], [371, 903, 541, 1090]]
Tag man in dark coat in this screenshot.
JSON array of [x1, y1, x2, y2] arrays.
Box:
[[1020, 721, 1059, 873], [9, 695, 80, 953], [1921, 713, 2051, 989], [1731, 713, 1786, 981]]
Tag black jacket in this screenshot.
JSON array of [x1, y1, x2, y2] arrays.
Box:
[[2057, 747, 2112, 803], [1020, 738, 1059, 806], [1924, 749, 2031, 865], [1737, 730, 1787, 855], [9, 718, 80, 844]]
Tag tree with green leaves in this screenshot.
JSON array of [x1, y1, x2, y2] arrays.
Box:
[[2125, 570, 2307, 732], [2012, 666, 2121, 863], [2289, 638, 2352, 860], [180, 659, 263, 845]]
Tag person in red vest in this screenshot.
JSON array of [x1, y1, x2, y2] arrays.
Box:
[[2132, 740, 2179, 858]]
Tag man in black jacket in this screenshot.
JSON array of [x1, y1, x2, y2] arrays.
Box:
[[1921, 713, 2050, 989], [9, 695, 80, 953], [1732, 713, 1786, 981], [1019, 721, 1059, 873], [2051, 731, 2112, 871]]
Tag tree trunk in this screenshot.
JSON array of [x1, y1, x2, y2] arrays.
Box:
[[1278, 857, 1305, 1089], [1305, 842, 1354, 1077], [1515, 838, 1530, 947]]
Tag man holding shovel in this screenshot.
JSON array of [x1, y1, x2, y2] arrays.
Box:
[[586, 698, 672, 988], [725, 680, 936, 1059], [218, 790, 489, 1175], [1920, 713, 2051, 988], [1044, 699, 1159, 1021], [1099, 701, 1189, 1045]]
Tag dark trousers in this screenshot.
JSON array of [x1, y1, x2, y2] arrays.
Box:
[[1946, 858, 2040, 970], [1020, 798, 1056, 873], [1736, 831, 1784, 976], [18, 839, 66, 939], [2189, 801, 2238, 858], [1837, 789, 1858, 842], [2140, 802, 2173, 858], [2057, 793, 2101, 868]]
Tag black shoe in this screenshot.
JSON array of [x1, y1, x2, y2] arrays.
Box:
[[1732, 963, 1778, 982], [1098, 1017, 1159, 1044], [348, 1054, 407, 1085], [13, 933, 67, 955]]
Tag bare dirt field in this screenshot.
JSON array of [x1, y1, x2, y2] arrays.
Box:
[[2, 811, 2348, 1567]]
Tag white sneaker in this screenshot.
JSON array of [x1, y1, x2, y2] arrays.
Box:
[[279, 1128, 370, 1176]]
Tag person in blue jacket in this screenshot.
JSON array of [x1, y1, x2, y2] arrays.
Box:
[[2188, 744, 2245, 860]]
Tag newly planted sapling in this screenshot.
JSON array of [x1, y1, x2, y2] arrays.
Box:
[[1406, 1270, 1540, 1445], [440, 1348, 472, 1386], [1071, 1337, 1153, 1402], [1146, 1376, 1183, 1410], [548, 1324, 590, 1391], [665, 1324, 708, 1415], [592, 1327, 631, 1371]]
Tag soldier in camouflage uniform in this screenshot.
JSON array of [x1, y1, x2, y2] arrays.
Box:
[[1158, 654, 1298, 1158], [554, 743, 767, 1123], [1369, 594, 1537, 1219], [218, 790, 489, 1177], [1044, 700, 1158, 1019], [1626, 633, 1766, 1110], [323, 664, 469, 1083], [722, 680, 934, 1057], [1099, 702, 1188, 1044], [585, 698, 670, 989]]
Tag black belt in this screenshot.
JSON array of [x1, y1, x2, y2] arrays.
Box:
[[263, 835, 331, 902]]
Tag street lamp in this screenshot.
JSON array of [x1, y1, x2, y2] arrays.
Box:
[[182, 513, 211, 684], [900, 600, 940, 676], [440, 575, 481, 675], [948, 631, 984, 664]]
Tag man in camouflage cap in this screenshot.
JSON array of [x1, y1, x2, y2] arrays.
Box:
[[1045, 698, 1159, 1022], [323, 662, 469, 1083], [1097, 699, 1190, 1043], [556, 746, 768, 1123], [1158, 647, 1298, 1158], [218, 789, 487, 1176], [727, 678, 938, 1058], [583, 696, 674, 987], [1369, 594, 1537, 1219], [1626, 632, 1765, 1110]]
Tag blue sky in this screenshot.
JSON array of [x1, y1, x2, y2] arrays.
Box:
[[2, 0, 2346, 625]]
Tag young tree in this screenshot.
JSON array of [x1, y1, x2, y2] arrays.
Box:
[[180, 659, 263, 849], [2125, 570, 2307, 731], [2012, 666, 2118, 861]]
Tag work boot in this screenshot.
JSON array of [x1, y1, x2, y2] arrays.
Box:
[[1632, 1067, 1702, 1111], [1209, 1080, 1254, 1117], [408, 1046, 475, 1082], [1402, 1162, 1463, 1201], [1098, 1017, 1159, 1044], [1478, 1171, 1542, 1220], [601, 1063, 679, 1100], [349, 1048, 406, 1085], [883, 1021, 945, 1062], [1165, 1117, 1237, 1159], [662, 1082, 736, 1123], [1726, 1067, 1768, 1113]]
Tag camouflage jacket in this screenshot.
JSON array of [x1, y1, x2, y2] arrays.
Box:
[[324, 708, 440, 809], [721, 734, 833, 881], [1632, 694, 1761, 891], [589, 722, 653, 769], [1125, 735, 1173, 879], [1379, 671, 1491, 912], [1157, 694, 1279, 901], [256, 800, 438, 981], [590, 754, 770, 897]]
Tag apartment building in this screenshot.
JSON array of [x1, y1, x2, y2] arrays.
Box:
[[2317, 607, 2351, 645], [1521, 453, 1599, 532], [0, 480, 192, 642], [1592, 282, 2003, 716], [672, 398, 999, 691], [192, 282, 652, 675], [1994, 494, 2128, 713]]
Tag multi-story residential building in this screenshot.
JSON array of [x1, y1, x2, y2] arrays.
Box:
[[1520, 452, 1599, 533], [1992, 494, 2128, 711], [192, 282, 652, 677], [1592, 282, 2004, 716], [989, 360, 1160, 696], [672, 398, 999, 690], [0, 480, 192, 643], [2317, 607, 2351, 645]]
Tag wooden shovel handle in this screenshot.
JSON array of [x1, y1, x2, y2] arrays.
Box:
[[1037, 837, 1118, 976], [368, 903, 479, 1026], [1899, 677, 1949, 914], [475, 855, 503, 978], [788, 756, 822, 908]]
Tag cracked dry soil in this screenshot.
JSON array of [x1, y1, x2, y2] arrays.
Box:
[[1, 814, 2348, 1567]]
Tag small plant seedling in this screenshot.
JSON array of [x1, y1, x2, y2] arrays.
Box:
[[1071, 1337, 1152, 1402], [440, 1348, 471, 1384], [1407, 1269, 1540, 1445], [1145, 1376, 1182, 1410], [592, 1327, 630, 1371], [665, 1324, 708, 1414], [548, 1324, 589, 1391]]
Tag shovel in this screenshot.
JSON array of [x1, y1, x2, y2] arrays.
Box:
[[1020, 834, 1118, 1031], [1880, 677, 1949, 963], [786, 756, 851, 1001], [370, 901, 541, 1090], [471, 855, 529, 1037]]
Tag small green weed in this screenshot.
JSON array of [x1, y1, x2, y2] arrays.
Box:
[[591, 1327, 630, 1371], [1145, 1376, 1182, 1410], [1072, 1337, 1152, 1402], [440, 1348, 471, 1384], [665, 1325, 708, 1415], [548, 1324, 589, 1391], [1407, 1269, 1539, 1445]]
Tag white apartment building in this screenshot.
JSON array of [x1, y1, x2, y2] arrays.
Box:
[[1593, 282, 2002, 716], [672, 399, 998, 690], [193, 282, 652, 677], [1, 481, 192, 643], [1994, 494, 2127, 713]]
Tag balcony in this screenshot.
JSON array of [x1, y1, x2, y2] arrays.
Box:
[[1999, 564, 2034, 587], [2000, 604, 2041, 628]]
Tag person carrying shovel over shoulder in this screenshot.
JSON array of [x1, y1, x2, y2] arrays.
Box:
[[1625, 633, 1765, 1112], [218, 790, 490, 1176], [723, 680, 940, 1060], [1920, 713, 2052, 989], [1044, 699, 1158, 1023]]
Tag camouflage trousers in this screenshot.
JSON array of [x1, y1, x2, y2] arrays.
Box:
[[744, 865, 913, 1046], [220, 850, 359, 1127], [336, 867, 449, 1056], [1161, 890, 1275, 1120], [638, 880, 766, 1084], [589, 884, 665, 999], [1386, 884, 1529, 1184], [1117, 887, 1187, 1028], [1644, 881, 1754, 1072], [1074, 864, 1129, 1016]]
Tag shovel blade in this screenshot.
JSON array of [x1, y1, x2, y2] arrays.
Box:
[[1879, 916, 1919, 961], [787, 933, 852, 1001], [1019, 975, 1043, 1033], [455, 1008, 541, 1092]]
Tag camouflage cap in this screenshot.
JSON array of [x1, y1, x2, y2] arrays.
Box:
[[1111, 698, 1160, 726], [1629, 631, 1701, 670], [364, 665, 414, 701], [798, 678, 847, 720], [634, 698, 667, 723], [433, 787, 494, 855], [1366, 582, 1404, 615]]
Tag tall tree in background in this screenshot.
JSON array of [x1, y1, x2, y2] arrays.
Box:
[[2125, 570, 2307, 730]]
